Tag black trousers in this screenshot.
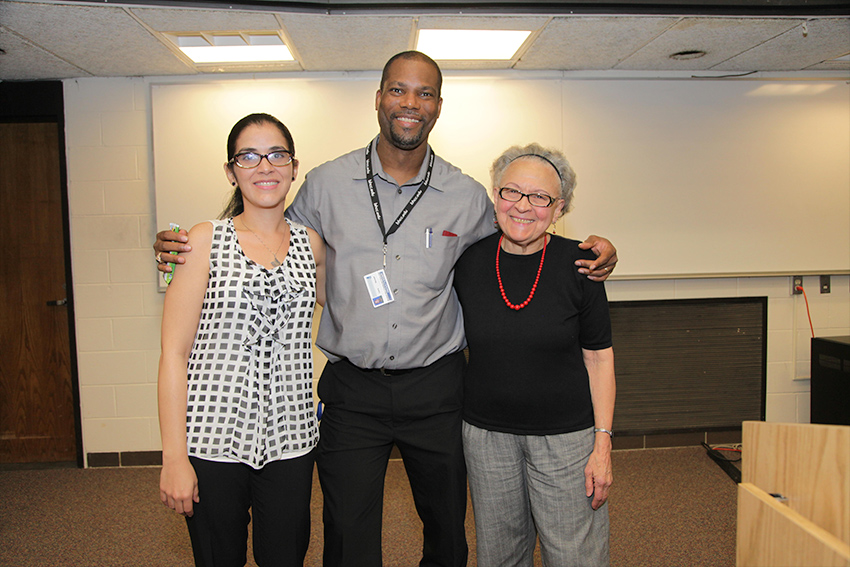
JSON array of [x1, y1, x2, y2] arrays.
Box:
[[185, 452, 315, 567], [316, 352, 468, 567]]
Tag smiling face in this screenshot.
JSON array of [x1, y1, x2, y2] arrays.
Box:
[[493, 157, 565, 254], [375, 57, 443, 151], [224, 121, 298, 212]]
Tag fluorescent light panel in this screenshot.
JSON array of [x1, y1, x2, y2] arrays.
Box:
[[417, 29, 531, 60], [176, 34, 293, 64]]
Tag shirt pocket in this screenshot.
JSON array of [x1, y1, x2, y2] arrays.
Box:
[[417, 233, 460, 291]]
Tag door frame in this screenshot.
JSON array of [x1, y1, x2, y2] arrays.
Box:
[[1, 81, 83, 468]]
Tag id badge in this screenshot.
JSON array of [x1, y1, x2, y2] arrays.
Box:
[[364, 269, 395, 308]]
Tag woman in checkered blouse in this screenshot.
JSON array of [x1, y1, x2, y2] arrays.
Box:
[[157, 113, 326, 567]]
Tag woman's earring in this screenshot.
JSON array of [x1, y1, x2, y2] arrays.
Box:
[[231, 181, 237, 187], [493, 211, 499, 229]]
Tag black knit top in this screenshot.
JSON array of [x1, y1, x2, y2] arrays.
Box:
[[454, 232, 612, 435]]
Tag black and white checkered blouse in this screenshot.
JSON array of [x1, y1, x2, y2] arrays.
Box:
[[185, 218, 318, 469]]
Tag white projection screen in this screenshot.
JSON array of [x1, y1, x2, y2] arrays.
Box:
[[153, 74, 850, 280]]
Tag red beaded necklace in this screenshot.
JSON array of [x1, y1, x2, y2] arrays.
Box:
[[496, 234, 547, 311]]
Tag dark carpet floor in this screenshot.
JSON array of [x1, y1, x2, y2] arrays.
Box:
[[0, 446, 737, 566]]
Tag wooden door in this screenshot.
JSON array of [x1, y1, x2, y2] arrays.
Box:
[[0, 121, 77, 463]]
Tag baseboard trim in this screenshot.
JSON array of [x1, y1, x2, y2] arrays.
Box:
[[611, 428, 742, 451], [87, 430, 742, 468], [87, 451, 162, 468]]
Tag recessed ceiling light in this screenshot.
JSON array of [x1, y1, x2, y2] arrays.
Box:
[[416, 29, 531, 60], [174, 33, 293, 64], [669, 50, 707, 61]]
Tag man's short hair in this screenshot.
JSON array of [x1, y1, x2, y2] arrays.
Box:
[[380, 51, 443, 97]]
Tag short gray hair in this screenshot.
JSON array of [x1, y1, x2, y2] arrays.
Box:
[[490, 143, 576, 219]]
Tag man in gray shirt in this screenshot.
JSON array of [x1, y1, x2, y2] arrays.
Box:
[[156, 51, 617, 566]]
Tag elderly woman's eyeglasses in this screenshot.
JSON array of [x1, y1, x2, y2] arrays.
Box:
[[230, 150, 294, 169], [499, 187, 558, 208]]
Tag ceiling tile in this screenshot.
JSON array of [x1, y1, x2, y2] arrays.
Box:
[[0, 26, 91, 80], [130, 7, 280, 32], [516, 16, 679, 70], [617, 17, 799, 71], [417, 15, 549, 31], [715, 17, 850, 71], [279, 14, 413, 71], [1, 2, 194, 77], [807, 60, 850, 71], [1, 1, 847, 80]]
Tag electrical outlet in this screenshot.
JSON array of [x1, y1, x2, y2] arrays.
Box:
[[792, 276, 803, 295], [820, 275, 831, 294]]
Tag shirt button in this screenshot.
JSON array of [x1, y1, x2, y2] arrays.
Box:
[[397, 189, 402, 194], [392, 323, 398, 329], [393, 289, 399, 294], [395, 255, 401, 260], [389, 356, 395, 361]]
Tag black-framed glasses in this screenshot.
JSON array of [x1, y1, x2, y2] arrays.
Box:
[[498, 187, 559, 208], [230, 150, 294, 169]]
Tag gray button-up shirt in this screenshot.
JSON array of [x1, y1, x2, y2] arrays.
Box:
[[287, 136, 495, 369]]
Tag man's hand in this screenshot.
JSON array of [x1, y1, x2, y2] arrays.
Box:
[[154, 228, 190, 274], [576, 235, 618, 281]]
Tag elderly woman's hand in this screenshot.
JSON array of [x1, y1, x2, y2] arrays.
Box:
[[584, 435, 613, 510], [576, 235, 618, 281]]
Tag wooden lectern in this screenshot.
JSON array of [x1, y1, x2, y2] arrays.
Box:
[[737, 421, 850, 567]]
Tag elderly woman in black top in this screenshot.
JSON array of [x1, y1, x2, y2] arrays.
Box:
[[453, 143, 615, 567]]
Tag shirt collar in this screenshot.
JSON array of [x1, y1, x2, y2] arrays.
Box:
[[353, 135, 444, 192]]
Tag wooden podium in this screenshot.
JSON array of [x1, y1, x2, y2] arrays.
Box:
[[737, 421, 850, 567]]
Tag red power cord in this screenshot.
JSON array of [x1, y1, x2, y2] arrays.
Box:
[[795, 285, 815, 338]]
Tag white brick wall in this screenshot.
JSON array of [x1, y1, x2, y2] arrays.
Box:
[[63, 76, 850, 464], [64, 77, 163, 463]]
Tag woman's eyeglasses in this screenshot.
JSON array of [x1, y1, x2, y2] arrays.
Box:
[[230, 151, 294, 169], [498, 187, 559, 208]]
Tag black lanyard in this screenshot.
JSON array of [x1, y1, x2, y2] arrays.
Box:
[[365, 141, 435, 267]]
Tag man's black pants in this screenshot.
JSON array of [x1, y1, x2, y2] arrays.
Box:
[[316, 351, 468, 567]]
